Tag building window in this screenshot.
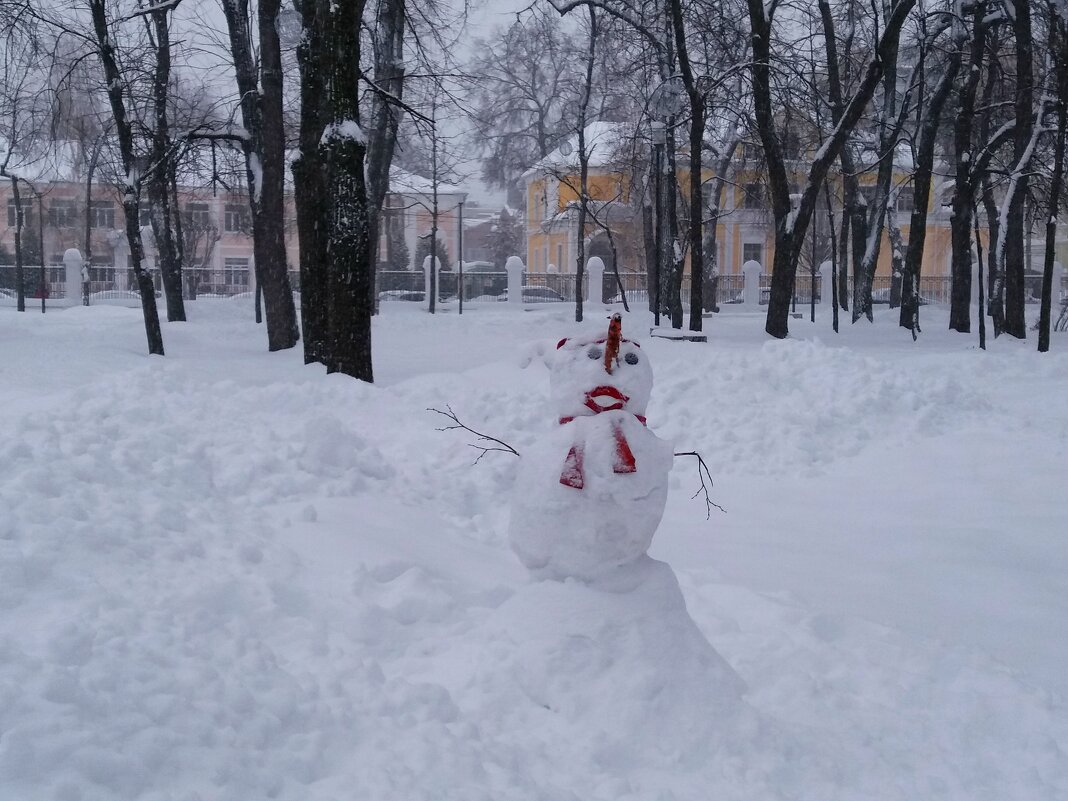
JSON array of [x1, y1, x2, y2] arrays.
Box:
[[224, 256, 250, 287], [89, 200, 115, 229], [742, 242, 764, 266], [224, 203, 250, 233], [742, 183, 764, 210], [137, 205, 152, 227], [89, 265, 116, 285], [742, 141, 762, 161], [6, 198, 32, 227], [896, 188, 915, 212], [185, 202, 212, 228], [48, 199, 77, 228]]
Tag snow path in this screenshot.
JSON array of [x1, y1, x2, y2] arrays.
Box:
[[1, 301, 1066, 800]]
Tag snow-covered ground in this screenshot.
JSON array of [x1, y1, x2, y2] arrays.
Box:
[[1, 299, 1066, 801]]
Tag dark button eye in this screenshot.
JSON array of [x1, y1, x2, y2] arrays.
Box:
[[624, 352, 639, 365], [587, 346, 603, 360]]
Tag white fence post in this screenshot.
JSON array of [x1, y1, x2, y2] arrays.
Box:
[[506, 256, 525, 307], [586, 256, 605, 304], [64, 248, 83, 306], [742, 260, 762, 305], [422, 255, 439, 311], [820, 260, 832, 306]]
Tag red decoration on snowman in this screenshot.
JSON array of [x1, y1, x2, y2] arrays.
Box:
[[509, 313, 675, 581]]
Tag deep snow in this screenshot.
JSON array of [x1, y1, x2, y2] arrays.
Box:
[[0, 299, 1066, 800]]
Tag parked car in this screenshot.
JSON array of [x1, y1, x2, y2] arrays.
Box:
[[497, 286, 566, 303]]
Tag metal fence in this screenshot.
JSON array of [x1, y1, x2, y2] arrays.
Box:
[[0, 265, 67, 300]]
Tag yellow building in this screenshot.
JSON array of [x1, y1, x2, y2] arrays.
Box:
[[521, 123, 966, 284]]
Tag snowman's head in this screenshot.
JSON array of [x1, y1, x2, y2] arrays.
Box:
[[550, 319, 653, 420]]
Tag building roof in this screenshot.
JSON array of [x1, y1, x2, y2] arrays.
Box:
[[522, 121, 630, 180]]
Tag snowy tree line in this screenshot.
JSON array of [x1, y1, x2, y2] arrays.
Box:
[[2, 0, 1068, 383], [468, 0, 1068, 350]]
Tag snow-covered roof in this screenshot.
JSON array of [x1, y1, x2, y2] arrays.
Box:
[[522, 121, 630, 181]]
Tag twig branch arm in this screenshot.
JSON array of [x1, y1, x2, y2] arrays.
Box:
[[674, 450, 726, 519], [428, 405, 520, 464]]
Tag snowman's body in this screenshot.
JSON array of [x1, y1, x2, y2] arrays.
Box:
[[509, 328, 674, 581]]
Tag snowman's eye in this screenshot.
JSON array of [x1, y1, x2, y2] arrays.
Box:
[[587, 346, 603, 360], [624, 352, 639, 365]]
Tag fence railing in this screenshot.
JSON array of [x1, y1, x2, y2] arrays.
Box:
[[0, 265, 67, 299]]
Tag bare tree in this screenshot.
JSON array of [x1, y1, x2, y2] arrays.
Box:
[[748, 0, 917, 338], [220, 0, 300, 351], [86, 0, 165, 354]]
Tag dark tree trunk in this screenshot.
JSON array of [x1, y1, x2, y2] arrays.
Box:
[[148, 8, 185, 322], [1040, 6, 1068, 353], [10, 176, 26, 311], [89, 0, 164, 355], [669, 0, 703, 331], [574, 7, 597, 323], [900, 35, 960, 332], [321, 0, 373, 380], [704, 138, 741, 314], [82, 136, 102, 306], [837, 205, 849, 310], [1005, 0, 1034, 339], [662, 126, 684, 328], [948, 1, 989, 333], [853, 32, 905, 323], [294, 0, 330, 364], [643, 203, 655, 312], [819, 0, 855, 314], [222, 0, 300, 351], [365, 0, 406, 312]]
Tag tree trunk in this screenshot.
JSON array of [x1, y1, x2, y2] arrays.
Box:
[[704, 138, 741, 314], [669, 0, 703, 331], [948, 2, 989, 333], [321, 0, 373, 380], [853, 31, 905, 323], [1005, 0, 1034, 338], [149, 8, 185, 322], [222, 0, 299, 351], [10, 176, 26, 311], [1040, 7, 1068, 353], [643, 203, 655, 312], [365, 0, 406, 312], [88, 0, 164, 355], [900, 36, 959, 331], [293, 0, 330, 364]]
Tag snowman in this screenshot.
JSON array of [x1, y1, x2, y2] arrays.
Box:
[[509, 314, 675, 581]]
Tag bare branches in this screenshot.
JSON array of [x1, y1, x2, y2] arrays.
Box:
[[428, 405, 520, 464], [673, 451, 725, 520]]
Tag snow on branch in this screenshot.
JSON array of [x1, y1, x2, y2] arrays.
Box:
[[115, 0, 185, 23]]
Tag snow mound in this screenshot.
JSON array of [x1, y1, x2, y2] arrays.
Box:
[[470, 558, 745, 739]]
